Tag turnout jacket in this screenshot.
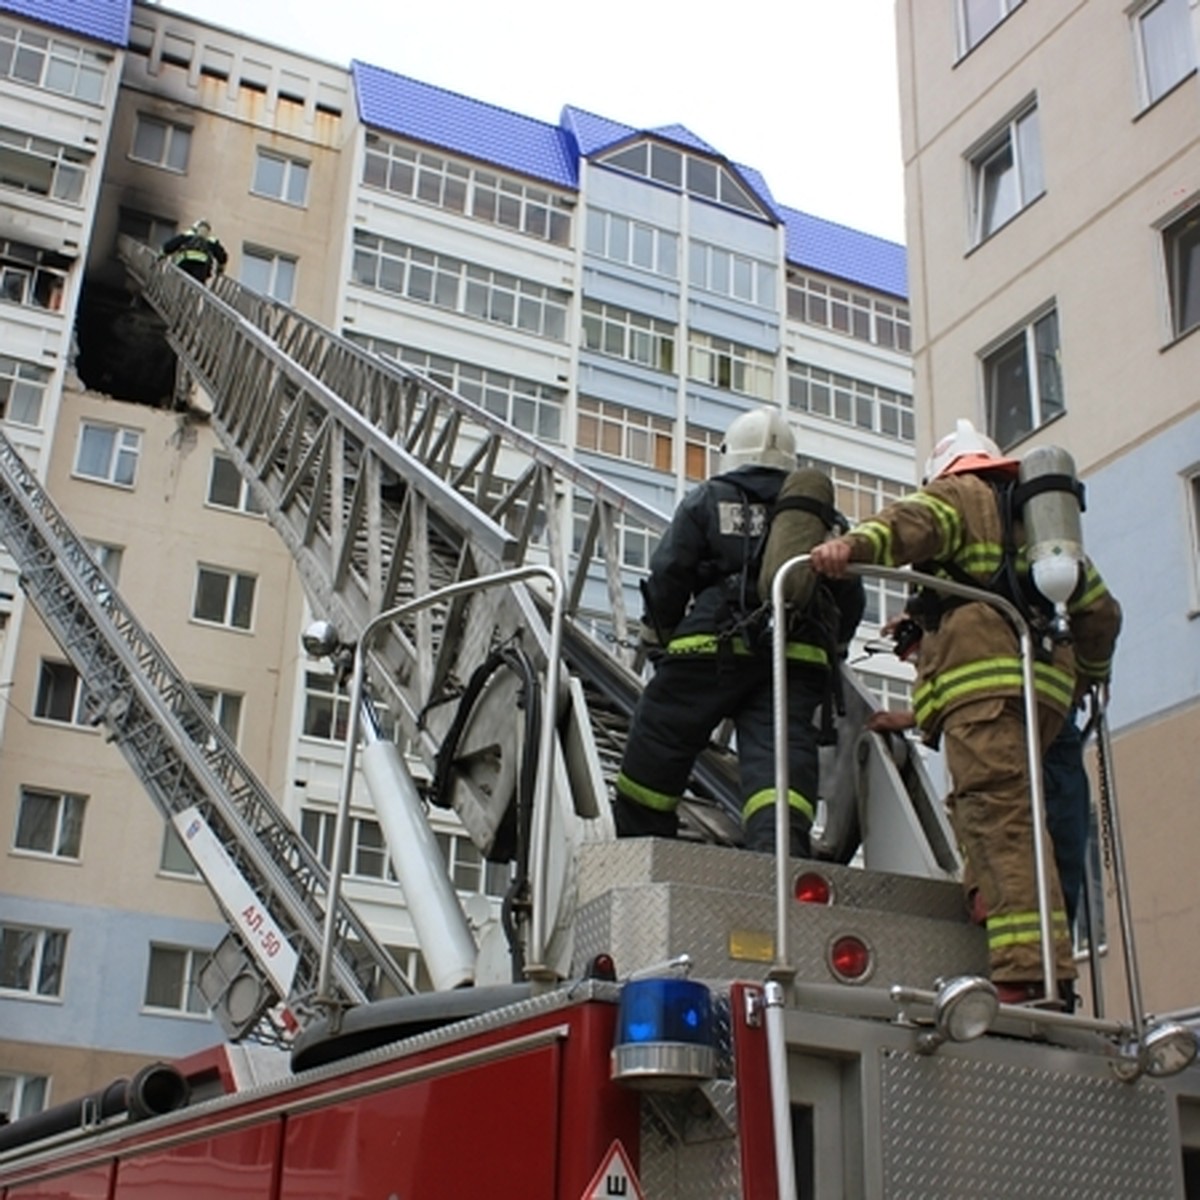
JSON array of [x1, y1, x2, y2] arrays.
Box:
[[642, 466, 838, 667], [842, 471, 1122, 735]]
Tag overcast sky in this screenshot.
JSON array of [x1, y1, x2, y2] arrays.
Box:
[[155, 0, 907, 244]]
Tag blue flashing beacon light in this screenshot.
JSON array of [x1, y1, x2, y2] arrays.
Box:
[[611, 977, 716, 1090]]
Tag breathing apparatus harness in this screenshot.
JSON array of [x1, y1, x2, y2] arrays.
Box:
[[908, 469, 1087, 658]]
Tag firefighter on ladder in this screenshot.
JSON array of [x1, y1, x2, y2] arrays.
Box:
[[160, 218, 227, 285], [810, 419, 1122, 1006], [612, 406, 863, 856]]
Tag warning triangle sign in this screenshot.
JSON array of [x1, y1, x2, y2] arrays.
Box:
[[581, 1140, 646, 1199]]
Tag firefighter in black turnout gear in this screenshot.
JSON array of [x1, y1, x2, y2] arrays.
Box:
[[160, 219, 227, 285], [613, 407, 864, 855]]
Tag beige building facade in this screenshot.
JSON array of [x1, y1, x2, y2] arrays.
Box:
[[896, 0, 1200, 1013]]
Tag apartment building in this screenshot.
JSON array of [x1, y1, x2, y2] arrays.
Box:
[[0, 0, 915, 1113], [896, 0, 1200, 1012]]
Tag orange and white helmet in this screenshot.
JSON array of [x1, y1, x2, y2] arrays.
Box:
[[923, 418, 1018, 482]]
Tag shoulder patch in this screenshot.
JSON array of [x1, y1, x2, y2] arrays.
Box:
[[718, 500, 768, 537]]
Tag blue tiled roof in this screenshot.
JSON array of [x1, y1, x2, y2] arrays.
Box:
[[781, 204, 907, 299], [0, 0, 129, 46], [352, 61, 578, 190]]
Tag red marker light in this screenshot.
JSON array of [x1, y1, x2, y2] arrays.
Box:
[[793, 871, 833, 905], [829, 935, 873, 983]]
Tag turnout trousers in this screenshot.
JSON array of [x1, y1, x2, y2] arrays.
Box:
[[615, 651, 824, 854], [941, 696, 1076, 985]]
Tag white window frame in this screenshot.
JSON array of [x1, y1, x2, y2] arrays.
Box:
[[1185, 465, 1200, 614], [33, 659, 90, 726], [581, 299, 676, 373], [0, 354, 49, 426], [0, 126, 89, 203], [192, 565, 257, 631], [687, 332, 775, 401], [74, 420, 141, 487], [192, 684, 243, 747], [0, 1071, 49, 1121], [143, 944, 208, 1015], [981, 306, 1064, 449], [251, 149, 309, 206], [1132, 0, 1196, 109], [688, 240, 776, 309], [159, 824, 200, 878], [969, 101, 1044, 244], [1163, 204, 1200, 340], [206, 452, 263, 515], [241, 246, 296, 304], [0, 923, 67, 997], [585, 208, 678, 278], [957, 0, 1024, 57], [130, 113, 191, 172], [13, 786, 85, 859]]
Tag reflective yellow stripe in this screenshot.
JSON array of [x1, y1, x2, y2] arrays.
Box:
[[1070, 563, 1110, 610], [666, 633, 828, 667], [742, 787, 814, 823], [913, 656, 1075, 724], [615, 771, 677, 812], [910, 490, 963, 550], [988, 909, 1070, 949]]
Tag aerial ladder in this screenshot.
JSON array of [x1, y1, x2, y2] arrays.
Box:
[[0, 237, 953, 1043]]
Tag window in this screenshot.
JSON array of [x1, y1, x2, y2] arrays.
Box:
[[598, 139, 760, 215], [241, 247, 296, 304], [687, 333, 775, 401], [0, 23, 108, 102], [1164, 206, 1200, 339], [300, 807, 395, 882], [581, 299, 675, 373], [788, 362, 914, 442], [689, 241, 776, 308], [1134, 0, 1195, 107], [14, 787, 85, 858], [585, 209, 678, 277], [117, 207, 177, 251], [970, 102, 1043, 243], [74, 421, 141, 487], [192, 566, 256, 630], [576, 397, 674, 472], [351, 231, 569, 340], [0, 126, 89, 202], [160, 825, 199, 877], [33, 660, 90, 725], [84, 539, 123, 584], [786, 272, 911, 351], [571, 496, 661, 574], [301, 672, 393, 741], [361, 135, 572, 246], [207, 452, 263, 514], [0, 924, 66, 997], [0, 1071, 48, 1121], [957, 0, 1023, 55], [144, 944, 208, 1014], [435, 830, 510, 896], [684, 425, 724, 482], [0, 239, 68, 311], [855, 669, 913, 713], [130, 114, 190, 172], [192, 686, 243, 745], [0, 355, 49, 426], [983, 308, 1063, 448], [1186, 467, 1200, 608], [251, 149, 309, 206]]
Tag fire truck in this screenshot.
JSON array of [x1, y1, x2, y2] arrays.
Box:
[[0, 241, 1199, 1198]]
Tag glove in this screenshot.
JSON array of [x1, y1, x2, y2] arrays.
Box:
[[637, 621, 666, 666]]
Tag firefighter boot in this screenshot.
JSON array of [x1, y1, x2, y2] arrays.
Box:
[[612, 792, 678, 839], [743, 806, 811, 858]]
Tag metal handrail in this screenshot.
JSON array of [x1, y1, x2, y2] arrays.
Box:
[[767, 558, 1055, 995]]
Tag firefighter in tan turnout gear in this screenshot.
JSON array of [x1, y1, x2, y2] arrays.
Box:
[[810, 419, 1122, 1005]]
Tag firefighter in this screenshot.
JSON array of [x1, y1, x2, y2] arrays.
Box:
[[613, 406, 864, 856], [810, 419, 1121, 1005], [160, 219, 228, 285]]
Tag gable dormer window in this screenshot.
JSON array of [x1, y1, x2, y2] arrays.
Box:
[[598, 139, 761, 216]]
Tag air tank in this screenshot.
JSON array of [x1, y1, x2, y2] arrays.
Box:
[[1020, 445, 1084, 639]]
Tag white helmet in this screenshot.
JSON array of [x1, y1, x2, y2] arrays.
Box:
[[923, 418, 1016, 482], [720, 407, 796, 473]]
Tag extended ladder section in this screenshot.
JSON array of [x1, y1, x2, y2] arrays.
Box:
[[118, 237, 744, 842], [0, 432, 409, 1041]]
